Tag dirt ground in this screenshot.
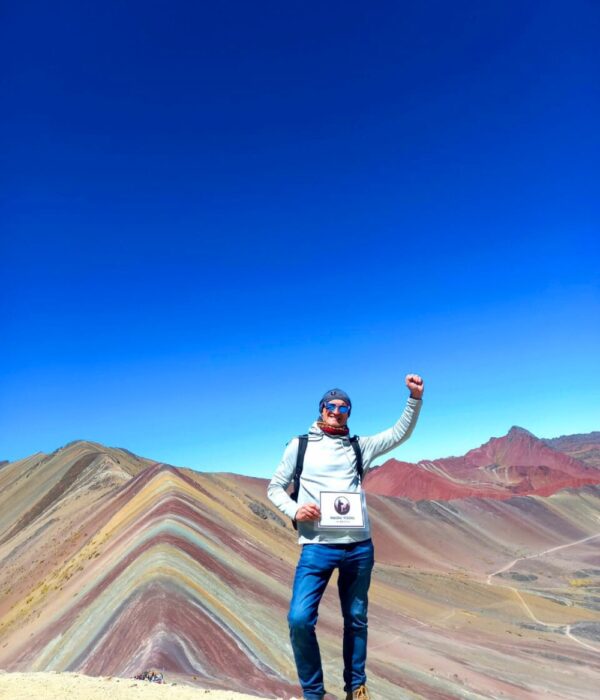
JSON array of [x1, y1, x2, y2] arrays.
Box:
[[0, 671, 285, 700]]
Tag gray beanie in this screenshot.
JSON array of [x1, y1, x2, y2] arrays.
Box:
[[319, 388, 352, 415]]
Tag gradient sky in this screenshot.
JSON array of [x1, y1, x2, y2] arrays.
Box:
[[2, 1, 599, 477]]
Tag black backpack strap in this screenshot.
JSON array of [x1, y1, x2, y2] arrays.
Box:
[[349, 435, 364, 482], [290, 435, 308, 502], [290, 435, 308, 530]]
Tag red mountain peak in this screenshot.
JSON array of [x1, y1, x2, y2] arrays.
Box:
[[364, 427, 600, 501], [506, 425, 537, 440]]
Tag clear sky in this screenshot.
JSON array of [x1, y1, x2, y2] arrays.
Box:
[[1, 1, 599, 476]]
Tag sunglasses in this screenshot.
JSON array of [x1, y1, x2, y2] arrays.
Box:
[[324, 403, 350, 414]]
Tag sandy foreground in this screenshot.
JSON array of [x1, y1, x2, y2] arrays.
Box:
[[0, 671, 284, 700]]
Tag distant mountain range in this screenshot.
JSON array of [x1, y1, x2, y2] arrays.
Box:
[[544, 430, 600, 468], [1, 429, 599, 700], [365, 426, 600, 500]]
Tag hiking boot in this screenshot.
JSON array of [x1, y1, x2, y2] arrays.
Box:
[[346, 685, 371, 700]]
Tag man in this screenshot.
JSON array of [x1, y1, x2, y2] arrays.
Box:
[[268, 375, 424, 700]]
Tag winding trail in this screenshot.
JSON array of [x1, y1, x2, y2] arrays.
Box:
[[486, 525, 600, 653], [368, 524, 600, 657]]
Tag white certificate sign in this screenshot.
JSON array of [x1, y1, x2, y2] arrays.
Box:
[[318, 491, 365, 529]]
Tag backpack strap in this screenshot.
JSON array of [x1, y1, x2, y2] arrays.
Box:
[[290, 435, 308, 503], [349, 435, 364, 482], [290, 435, 308, 530]]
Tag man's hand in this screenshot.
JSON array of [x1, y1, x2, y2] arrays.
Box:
[[295, 503, 321, 522], [406, 373, 424, 400]]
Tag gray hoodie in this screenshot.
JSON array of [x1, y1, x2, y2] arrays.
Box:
[[267, 397, 422, 544]]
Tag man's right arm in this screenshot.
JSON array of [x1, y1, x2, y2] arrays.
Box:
[[267, 438, 301, 520]]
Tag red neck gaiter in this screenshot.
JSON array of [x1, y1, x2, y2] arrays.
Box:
[[317, 421, 350, 436]]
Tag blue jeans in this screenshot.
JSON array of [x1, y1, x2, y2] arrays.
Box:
[[287, 539, 375, 699]]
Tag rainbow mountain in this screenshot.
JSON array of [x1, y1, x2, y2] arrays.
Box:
[[1, 431, 600, 700]]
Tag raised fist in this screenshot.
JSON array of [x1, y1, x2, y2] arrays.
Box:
[[406, 374, 424, 399]]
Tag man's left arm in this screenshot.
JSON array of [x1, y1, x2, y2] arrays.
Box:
[[358, 374, 424, 470]]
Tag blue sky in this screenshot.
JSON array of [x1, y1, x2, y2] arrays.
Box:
[[1, 1, 599, 476]]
